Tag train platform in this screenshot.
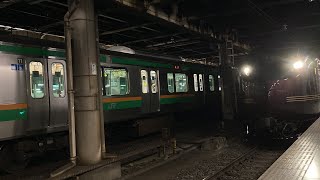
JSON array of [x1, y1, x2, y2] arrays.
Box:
[[259, 117, 320, 180]]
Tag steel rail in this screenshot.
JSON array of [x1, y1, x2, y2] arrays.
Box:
[[203, 146, 258, 180]]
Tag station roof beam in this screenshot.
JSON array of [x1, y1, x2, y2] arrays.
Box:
[[100, 22, 157, 36]]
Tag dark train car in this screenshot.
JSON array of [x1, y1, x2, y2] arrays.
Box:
[[238, 57, 320, 138], [268, 59, 320, 117]]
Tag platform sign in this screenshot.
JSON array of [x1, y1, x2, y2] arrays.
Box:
[[18, 64, 24, 71], [11, 64, 24, 71], [11, 64, 17, 70], [91, 63, 97, 75]]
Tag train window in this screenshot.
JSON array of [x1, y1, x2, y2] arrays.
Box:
[[175, 73, 188, 92], [104, 68, 129, 96], [29, 61, 45, 99], [51, 63, 66, 98], [218, 75, 222, 91], [209, 75, 214, 91], [150, 71, 158, 94], [193, 74, 198, 92], [199, 74, 203, 91], [141, 70, 149, 94], [167, 73, 175, 93]]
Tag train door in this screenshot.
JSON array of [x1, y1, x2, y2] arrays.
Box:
[[149, 70, 160, 112], [140, 69, 160, 113], [25, 59, 50, 131], [47, 59, 68, 128], [193, 73, 205, 106]]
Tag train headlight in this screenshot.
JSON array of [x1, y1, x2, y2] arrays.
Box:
[[242, 65, 252, 76], [293, 61, 304, 69]]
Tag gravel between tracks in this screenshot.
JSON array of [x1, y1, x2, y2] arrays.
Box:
[[125, 139, 255, 180], [211, 148, 284, 180], [126, 138, 287, 180], [168, 141, 252, 180]]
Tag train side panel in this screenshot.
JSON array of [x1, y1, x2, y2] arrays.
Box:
[[102, 63, 143, 123], [159, 68, 195, 114], [0, 53, 27, 140], [0, 42, 222, 140]]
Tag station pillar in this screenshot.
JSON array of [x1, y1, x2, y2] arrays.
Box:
[[219, 38, 238, 124], [68, 0, 102, 165]]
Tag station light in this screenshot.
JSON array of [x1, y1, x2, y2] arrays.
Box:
[[242, 65, 252, 76], [293, 61, 304, 69]]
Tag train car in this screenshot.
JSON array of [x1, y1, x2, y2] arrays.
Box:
[[100, 49, 221, 136], [239, 57, 320, 138], [268, 58, 320, 117], [0, 39, 221, 170]]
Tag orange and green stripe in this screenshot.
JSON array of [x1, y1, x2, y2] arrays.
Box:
[[0, 103, 28, 122], [103, 94, 195, 110], [160, 94, 194, 105], [103, 96, 142, 110]]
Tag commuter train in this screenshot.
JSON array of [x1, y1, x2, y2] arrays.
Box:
[[238, 56, 320, 138], [0, 38, 221, 170]]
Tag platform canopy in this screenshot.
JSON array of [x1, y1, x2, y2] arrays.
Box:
[[1, 0, 320, 61]]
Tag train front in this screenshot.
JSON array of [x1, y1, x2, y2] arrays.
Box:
[[268, 57, 320, 118], [240, 55, 320, 138]]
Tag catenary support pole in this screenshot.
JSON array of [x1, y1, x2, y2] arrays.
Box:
[[65, 12, 77, 165], [95, 14, 107, 157], [49, 8, 78, 179], [68, 0, 102, 165], [219, 38, 238, 122]]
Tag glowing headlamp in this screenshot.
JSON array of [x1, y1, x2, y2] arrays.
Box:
[[242, 65, 252, 76], [293, 61, 304, 69]]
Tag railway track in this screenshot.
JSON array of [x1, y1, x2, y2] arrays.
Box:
[[204, 147, 284, 180], [0, 134, 163, 179]]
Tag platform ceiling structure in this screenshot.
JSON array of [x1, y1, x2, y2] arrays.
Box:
[[1, 0, 320, 60]]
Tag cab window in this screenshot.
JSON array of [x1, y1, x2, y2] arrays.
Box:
[[29, 61, 45, 98], [103, 68, 129, 96]]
